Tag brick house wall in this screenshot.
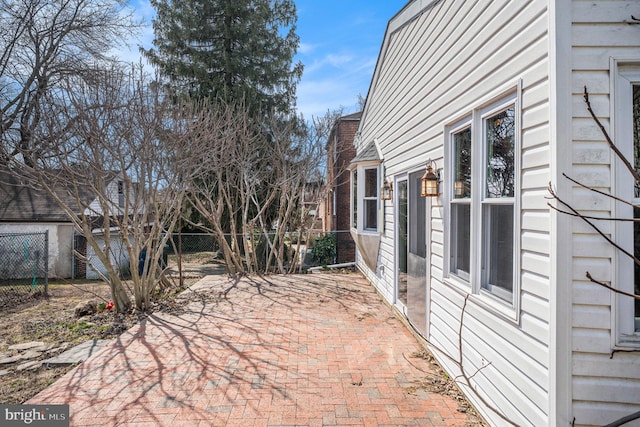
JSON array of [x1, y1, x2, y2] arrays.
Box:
[[324, 112, 361, 263]]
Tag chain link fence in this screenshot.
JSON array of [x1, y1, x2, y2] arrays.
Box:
[[72, 232, 221, 280], [71, 230, 355, 279], [0, 231, 48, 307]]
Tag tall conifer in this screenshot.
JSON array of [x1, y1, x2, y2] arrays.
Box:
[[143, 0, 302, 115]]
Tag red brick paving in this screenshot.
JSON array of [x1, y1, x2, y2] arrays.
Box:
[[29, 273, 478, 426]]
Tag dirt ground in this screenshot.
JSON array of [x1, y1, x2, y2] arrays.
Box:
[[0, 255, 221, 404], [0, 282, 147, 403]]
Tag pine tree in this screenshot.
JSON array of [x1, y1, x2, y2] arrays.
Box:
[[143, 0, 302, 115]]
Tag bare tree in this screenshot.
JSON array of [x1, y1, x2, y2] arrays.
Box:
[[0, 0, 138, 165], [182, 102, 337, 276], [548, 87, 640, 302], [6, 65, 189, 313]]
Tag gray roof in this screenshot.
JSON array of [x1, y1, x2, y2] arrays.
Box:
[[0, 170, 95, 222], [351, 140, 381, 164], [340, 111, 362, 121]]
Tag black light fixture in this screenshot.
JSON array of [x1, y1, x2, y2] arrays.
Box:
[[420, 159, 440, 198], [381, 180, 393, 201]]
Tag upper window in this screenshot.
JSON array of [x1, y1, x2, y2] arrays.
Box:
[[446, 94, 518, 307]]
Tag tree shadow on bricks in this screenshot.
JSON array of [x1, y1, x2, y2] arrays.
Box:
[[25, 273, 471, 426]]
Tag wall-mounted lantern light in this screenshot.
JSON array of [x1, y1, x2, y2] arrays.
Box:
[[381, 180, 393, 201], [420, 160, 441, 198]]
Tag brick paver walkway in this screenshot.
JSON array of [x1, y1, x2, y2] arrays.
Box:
[[29, 273, 477, 426]]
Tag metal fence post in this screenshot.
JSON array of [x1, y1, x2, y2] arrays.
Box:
[[44, 230, 49, 295]]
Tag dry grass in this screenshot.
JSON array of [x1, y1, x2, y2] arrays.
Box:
[[0, 282, 149, 403], [408, 350, 489, 427], [0, 257, 218, 404]]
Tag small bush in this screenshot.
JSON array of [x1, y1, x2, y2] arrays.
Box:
[[311, 233, 336, 266]]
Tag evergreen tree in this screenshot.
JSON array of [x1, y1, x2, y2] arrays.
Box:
[[143, 0, 302, 115]]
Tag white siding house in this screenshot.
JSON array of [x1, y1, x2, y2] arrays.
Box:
[[350, 1, 640, 426], [0, 171, 84, 278], [0, 171, 132, 279]]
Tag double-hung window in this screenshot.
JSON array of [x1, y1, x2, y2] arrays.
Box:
[[614, 62, 640, 345], [447, 93, 518, 308], [451, 126, 472, 280], [350, 164, 381, 233], [481, 107, 516, 300], [363, 167, 379, 231], [352, 170, 358, 229]]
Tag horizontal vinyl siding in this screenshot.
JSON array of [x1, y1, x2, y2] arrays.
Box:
[[356, 1, 552, 425], [570, 1, 640, 426]]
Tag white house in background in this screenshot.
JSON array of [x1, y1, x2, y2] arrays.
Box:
[[0, 171, 93, 278], [82, 175, 136, 280], [0, 171, 132, 279], [351, 1, 640, 426]]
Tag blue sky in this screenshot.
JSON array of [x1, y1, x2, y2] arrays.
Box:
[[121, 0, 407, 120], [294, 1, 406, 119]]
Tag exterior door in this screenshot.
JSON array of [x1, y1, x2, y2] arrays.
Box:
[[407, 170, 428, 336], [396, 179, 408, 308]]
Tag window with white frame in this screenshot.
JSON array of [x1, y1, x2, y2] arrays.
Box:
[[351, 169, 358, 229], [634, 83, 640, 332], [482, 107, 516, 300], [351, 165, 380, 232], [451, 126, 472, 280], [363, 167, 378, 231], [447, 94, 518, 306], [614, 63, 640, 343]]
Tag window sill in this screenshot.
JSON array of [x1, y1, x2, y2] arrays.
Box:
[[614, 335, 640, 351], [442, 277, 519, 325], [475, 289, 519, 325], [442, 275, 471, 296]]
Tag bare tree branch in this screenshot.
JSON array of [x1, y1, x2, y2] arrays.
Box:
[[586, 272, 640, 300], [548, 183, 640, 266], [562, 172, 640, 208], [584, 86, 640, 183]]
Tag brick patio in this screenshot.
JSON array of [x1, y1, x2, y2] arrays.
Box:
[[29, 273, 480, 426]]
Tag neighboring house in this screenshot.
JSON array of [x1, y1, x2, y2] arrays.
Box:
[[351, 1, 640, 426], [302, 179, 325, 233], [80, 175, 136, 279], [0, 171, 93, 278], [83, 227, 132, 281], [0, 170, 133, 279], [323, 112, 360, 263]]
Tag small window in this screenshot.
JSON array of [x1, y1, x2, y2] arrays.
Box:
[[351, 170, 358, 229], [363, 168, 378, 230], [450, 127, 472, 279]]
